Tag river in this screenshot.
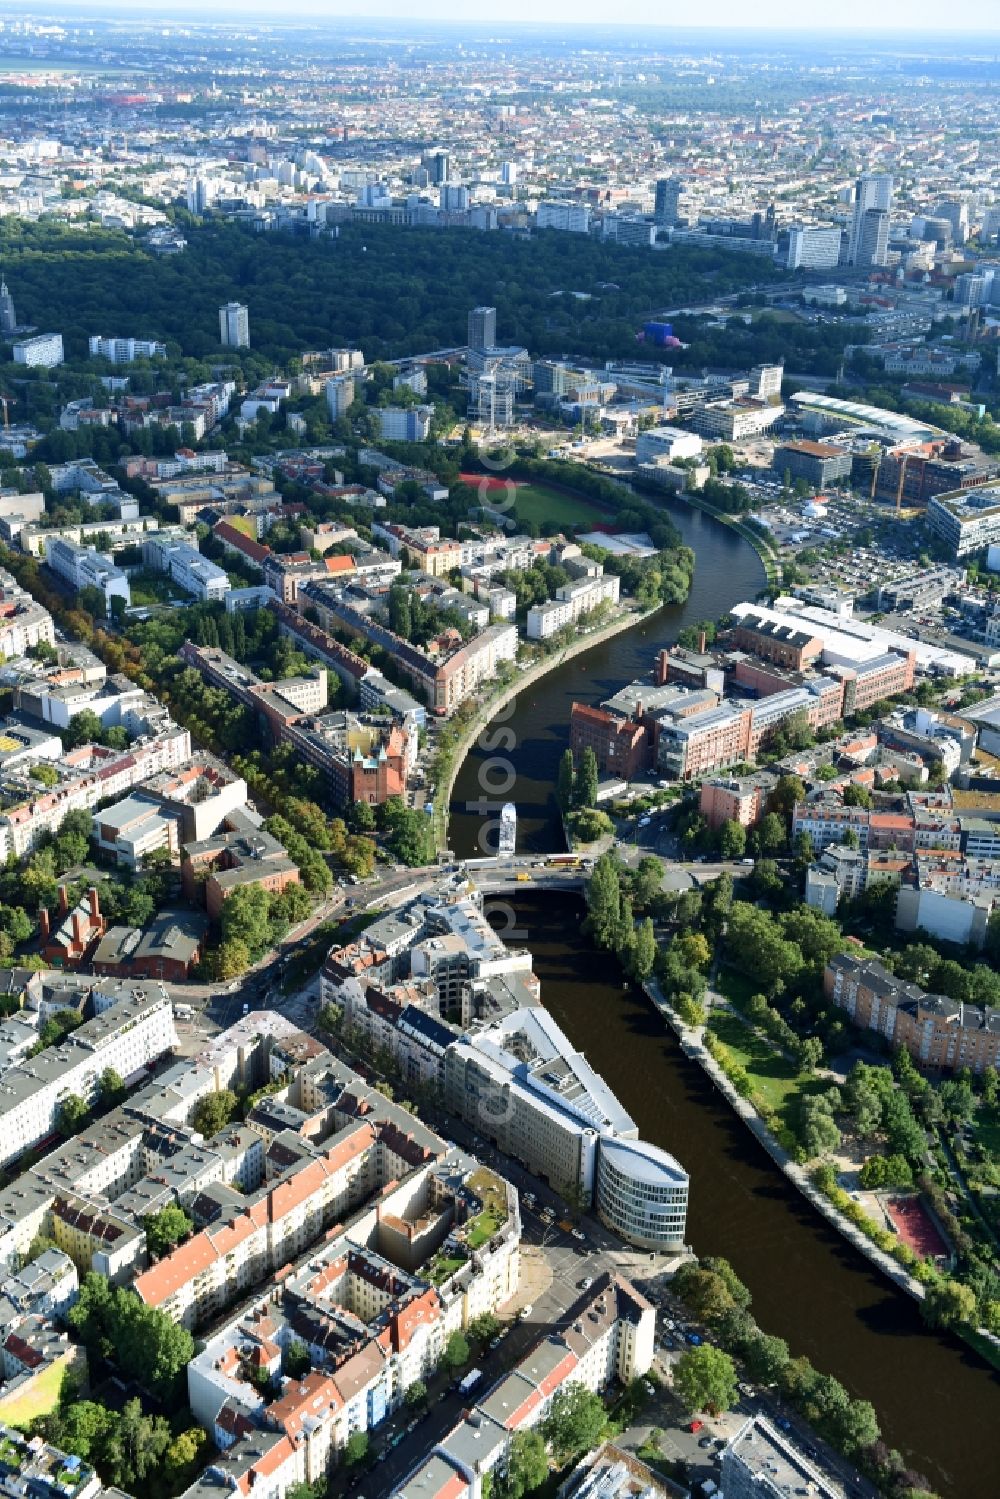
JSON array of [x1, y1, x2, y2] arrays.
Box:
[[447, 501, 1000, 1498], [449, 502, 764, 858], [497, 891, 1000, 1499]]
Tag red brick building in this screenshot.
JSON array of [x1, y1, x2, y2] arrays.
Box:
[[569, 703, 649, 779]]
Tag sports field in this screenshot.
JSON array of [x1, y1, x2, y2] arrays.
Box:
[[459, 473, 609, 532], [885, 1195, 949, 1260]]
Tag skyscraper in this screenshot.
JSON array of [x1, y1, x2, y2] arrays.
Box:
[[219, 302, 250, 348], [654, 177, 684, 227], [854, 208, 890, 269], [468, 306, 497, 352], [427, 150, 450, 185], [0, 278, 15, 337], [849, 172, 893, 265]]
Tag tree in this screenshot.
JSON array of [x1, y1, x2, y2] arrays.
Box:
[[192, 1089, 238, 1139], [57, 1093, 89, 1137], [405, 1380, 428, 1407], [343, 1431, 369, 1467], [164, 1428, 206, 1480], [719, 819, 747, 859], [842, 783, 872, 809], [214, 938, 251, 980], [98, 1067, 125, 1108], [798, 1095, 841, 1158], [674, 931, 711, 971], [630, 917, 657, 981], [632, 855, 663, 910], [673, 1344, 738, 1415], [220, 883, 273, 957], [672, 1266, 737, 1326], [144, 1204, 193, 1259], [348, 799, 376, 832], [922, 1279, 977, 1330], [284, 1338, 311, 1379], [494, 1429, 549, 1499], [442, 1329, 470, 1370], [469, 1312, 501, 1343], [557, 749, 576, 812], [756, 812, 787, 855], [742, 1330, 790, 1385], [585, 852, 622, 950], [576, 746, 599, 809], [858, 1154, 913, 1191], [541, 1383, 607, 1464]]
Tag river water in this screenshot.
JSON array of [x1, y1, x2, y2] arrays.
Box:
[[449, 502, 764, 858], [448, 502, 1000, 1498]]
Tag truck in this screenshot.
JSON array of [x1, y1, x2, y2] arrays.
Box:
[[458, 1369, 483, 1397], [172, 1004, 193, 1020]]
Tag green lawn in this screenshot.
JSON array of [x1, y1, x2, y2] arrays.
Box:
[[0, 1356, 65, 1426], [128, 570, 188, 606], [709, 1009, 822, 1128], [466, 1209, 503, 1249], [513, 482, 609, 533], [428, 1254, 466, 1286]]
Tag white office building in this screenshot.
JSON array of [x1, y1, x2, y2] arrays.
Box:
[[46, 536, 131, 610], [596, 1137, 689, 1251], [786, 224, 843, 270], [13, 333, 64, 368], [635, 426, 703, 465], [443, 1006, 688, 1250], [219, 302, 250, 348], [88, 335, 166, 364], [142, 535, 231, 602]]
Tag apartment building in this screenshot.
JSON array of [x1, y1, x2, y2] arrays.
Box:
[[699, 772, 776, 831], [0, 568, 54, 659], [536, 200, 591, 233], [526, 574, 620, 640], [142, 535, 230, 602], [372, 523, 462, 577], [393, 1275, 655, 1497], [88, 335, 166, 363], [826, 952, 1000, 1074], [375, 406, 434, 442], [0, 986, 176, 1171], [0, 728, 191, 860], [46, 537, 131, 611], [12, 333, 63, 368]]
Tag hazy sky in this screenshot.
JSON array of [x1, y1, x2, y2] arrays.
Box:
[[34, 0, 1000, 31]]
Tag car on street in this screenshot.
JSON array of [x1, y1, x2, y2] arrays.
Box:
[[699, 1436, 715, 1449], [688, 1420, 704, 1434], [578, 1277, 593, 1289], [571, 1228, 586, 1241]]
